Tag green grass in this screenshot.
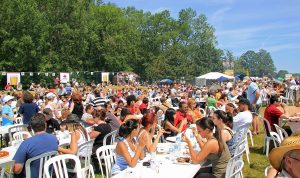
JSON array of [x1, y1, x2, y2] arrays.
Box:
[[243, 107, 269, 178]]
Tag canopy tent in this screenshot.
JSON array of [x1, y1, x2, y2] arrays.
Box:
[[195, 72, 234, 87], [160, 79, 173, 83]]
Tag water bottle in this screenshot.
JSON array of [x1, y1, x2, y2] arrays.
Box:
[[175, 135, 181, 157], [150, 152, 157, 172]]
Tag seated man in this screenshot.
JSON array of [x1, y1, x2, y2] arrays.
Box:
[[264, 94, 288, 132], [43, 108, 60, 134], [13, 113, 59, 178], [269, 134, 300, 178], [228, 98, 253, 156], [174, 102, 192, 132]]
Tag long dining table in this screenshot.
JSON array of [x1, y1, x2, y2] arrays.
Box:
[[112, 131, 204, 178]]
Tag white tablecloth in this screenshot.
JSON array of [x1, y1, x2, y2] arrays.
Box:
[[112, 143, 202, 178], [0, 146, 17, 164]]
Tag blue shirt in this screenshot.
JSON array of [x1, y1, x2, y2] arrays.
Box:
[[1, 104, 14, 126], [18, 103, 39, 125], [247, 82, 262, 105], [13, 133, 58, 178]]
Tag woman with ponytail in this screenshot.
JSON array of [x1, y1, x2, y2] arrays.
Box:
[[182, 117, 230, 178], [211, 110, 234, 144], [111, 119, 146, 175]]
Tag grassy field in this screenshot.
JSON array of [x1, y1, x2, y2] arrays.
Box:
[[243, 107, 269, 178]]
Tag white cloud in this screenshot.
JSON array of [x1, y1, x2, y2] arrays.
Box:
[[211, 7, 231, 23]]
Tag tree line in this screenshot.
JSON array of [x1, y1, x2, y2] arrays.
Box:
[[0, 0, 276, 83]]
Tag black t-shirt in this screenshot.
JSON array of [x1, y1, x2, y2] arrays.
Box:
[[93, 123, 112, 149], [72, 102, 84, 119], [46, 118, 60, 134]]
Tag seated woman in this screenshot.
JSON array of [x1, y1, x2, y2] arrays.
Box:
[[138, 111, 165, 153], [187, 98, 203, 123], [111, 119, 146, 175], [89, 109, 112, 153], [182, 117, 230, 178], [58, 114, 89, 156], [211, 110, 234, 150], [162, 108, 186, 138]]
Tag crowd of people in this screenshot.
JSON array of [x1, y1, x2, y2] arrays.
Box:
[[0, 76, 299, 178]]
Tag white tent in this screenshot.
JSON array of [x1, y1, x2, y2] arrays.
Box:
[[195, 72, 234, 86]]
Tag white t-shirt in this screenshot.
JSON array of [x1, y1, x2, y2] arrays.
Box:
[[233, 110, 252, 132]]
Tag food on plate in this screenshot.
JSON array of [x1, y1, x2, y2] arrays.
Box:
[[176, 157, 190, 163], [0, 150, 9, 158]]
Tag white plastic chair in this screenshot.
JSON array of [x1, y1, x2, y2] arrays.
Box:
[[25, 151, 57, 178], [274, 124, 288, 141], [247, 129, 254, 146], [226, 141, 245, 178], [44, 154, 83, 178], [96, 145, 116, 178], [8, 124, 29, 145], [263, 119, 281, 156], [0, 160, 14, 178], [77, 140, 95, 178], [234, 137, 250, 164], [13, 131, 32, 142], [280, 89, 294, 105], [15, 117, 23, 124], [103, 130, 118, 146], [225, 160, 244, 178]]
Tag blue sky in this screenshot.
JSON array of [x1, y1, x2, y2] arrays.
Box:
[[102, 0, 300, 73]]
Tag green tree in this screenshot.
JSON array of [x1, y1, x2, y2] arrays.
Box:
[[276, 70, 289, 79]]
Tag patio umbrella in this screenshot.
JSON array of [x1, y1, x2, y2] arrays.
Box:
[[217, 76, 228, 82], [160, 79, 173, 83]]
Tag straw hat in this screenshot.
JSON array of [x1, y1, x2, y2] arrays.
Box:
[[269, 135, 300, 171]]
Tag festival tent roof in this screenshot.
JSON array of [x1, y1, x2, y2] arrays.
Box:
[[196, 72, 234, 80]]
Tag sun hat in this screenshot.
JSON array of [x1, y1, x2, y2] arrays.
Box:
[[243, 76, 251, 83], [3, 95, 14, 103], [46, 92, 56, 99], [269, 135, 300, 171]]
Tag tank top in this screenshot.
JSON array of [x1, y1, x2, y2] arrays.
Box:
[[77, 130, 89, 157], [72, 102, 83, 119], [206, 138, 231, 178], [111, 139, 135, 175]]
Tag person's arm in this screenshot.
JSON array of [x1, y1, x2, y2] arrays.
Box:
[[192, 128, 205, 149], [89, 130, 101, 139], [252, 89, 260, 107], [142, 128, 164, 153], [165, 121, 181, 134], [2, 113, 15, 121], [13, 163, 24, 174], [13, 143, 26, 174], [123, 115, 141, 123], [115, 139, 146, 168], [182, 135, 217, 164], [58, 132, 79, 154]]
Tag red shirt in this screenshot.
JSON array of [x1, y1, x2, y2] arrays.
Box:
[[174, 111, 192, 132], [139, 103, 148, 110], [264, 104, 283, 132]]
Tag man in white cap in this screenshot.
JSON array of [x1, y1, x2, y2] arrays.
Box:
[[1, 95, 16, 126]]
